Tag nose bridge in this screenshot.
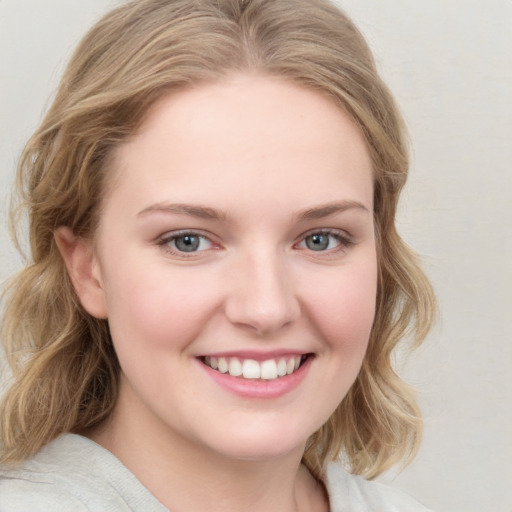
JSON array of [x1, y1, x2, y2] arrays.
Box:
[[225, 245, 300, 334]]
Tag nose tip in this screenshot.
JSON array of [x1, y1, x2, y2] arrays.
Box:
[[227, 299, 299, 336], [224, 257, 300, 335]]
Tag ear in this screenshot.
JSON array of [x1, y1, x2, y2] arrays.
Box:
[[54, 227, 108, 319]]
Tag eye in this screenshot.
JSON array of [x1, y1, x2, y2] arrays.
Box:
[[159, 231, 214, 254], [297, 230, 353, 252]]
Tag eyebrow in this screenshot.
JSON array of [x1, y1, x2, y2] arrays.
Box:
[[137, 200, 370, 222], [295, 200, 370, 221], [137, 202, 227, 221]]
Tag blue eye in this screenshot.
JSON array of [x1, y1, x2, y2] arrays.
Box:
[[299, 231, 352, 252], [174, 234, 200, 252], [161, 232, 213, 253], [305, 233, 331, 251]]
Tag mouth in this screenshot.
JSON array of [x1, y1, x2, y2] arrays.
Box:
[[199, 354, 312, 381]]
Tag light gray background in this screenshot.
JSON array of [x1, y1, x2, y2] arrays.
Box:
[[1, 1, 511, 511]]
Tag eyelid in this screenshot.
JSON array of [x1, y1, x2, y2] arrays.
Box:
[[294, 228, 354, 252], [157, 229, 220, 257], [155, 227, 355, 259]]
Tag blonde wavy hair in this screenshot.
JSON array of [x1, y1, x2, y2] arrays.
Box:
[[1, 0, 435, 479]]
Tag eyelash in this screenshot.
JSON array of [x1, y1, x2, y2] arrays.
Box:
[[157, 230, 216, 257], [156, 229, 354, 257], [295, 229, 354, 254]]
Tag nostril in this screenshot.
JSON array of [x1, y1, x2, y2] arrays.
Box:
[[225, 298, 300, 335]]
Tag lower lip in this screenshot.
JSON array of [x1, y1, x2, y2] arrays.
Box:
[[198, 357, 312, 399]]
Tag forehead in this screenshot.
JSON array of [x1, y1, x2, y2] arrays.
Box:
[[132, 74, 369, 161], [104, 74, 373, 215]]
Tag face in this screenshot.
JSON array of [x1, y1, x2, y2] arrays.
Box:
[[76, 75, 377, 462]]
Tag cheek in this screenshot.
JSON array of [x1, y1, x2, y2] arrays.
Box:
[[303, 261, 378, 354], [102, 262, 223, 352]]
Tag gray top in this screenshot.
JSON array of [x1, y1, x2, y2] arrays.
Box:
[[0, 434, 432, 511]]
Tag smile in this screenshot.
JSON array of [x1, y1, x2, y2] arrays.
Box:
[[201, 355, 309, 380]]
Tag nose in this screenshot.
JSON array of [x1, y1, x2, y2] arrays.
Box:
[[224, 250, 300, 335]]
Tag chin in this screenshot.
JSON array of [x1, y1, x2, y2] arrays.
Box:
[[198, 420, 313, 463]]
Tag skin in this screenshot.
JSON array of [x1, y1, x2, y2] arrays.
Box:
[[56, 74, 377, 512]]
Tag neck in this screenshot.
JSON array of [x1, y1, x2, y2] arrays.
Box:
[[88, 383, 328, 512]]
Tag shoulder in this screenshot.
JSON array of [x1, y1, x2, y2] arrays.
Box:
[[325, 463, 434, 512], [0, 475, 87, 512], [0, 434, 167, 512]]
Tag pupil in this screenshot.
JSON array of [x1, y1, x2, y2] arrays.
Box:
[[306, 234, 329, 251], [176, 235, 200, 252]]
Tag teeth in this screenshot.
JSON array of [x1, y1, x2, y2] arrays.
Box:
[[204, 355, 305, 380], [260, 359, 277, 380], [218, 357, 229, 373], [276, 358, 287, 376], [242, 359, 261, 379], [229, 358, 243, 377]]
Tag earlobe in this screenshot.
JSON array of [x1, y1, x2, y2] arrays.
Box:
[[54, 227, 108, 319]]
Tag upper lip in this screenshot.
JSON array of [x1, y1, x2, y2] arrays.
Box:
[[196, 350, 312, 362]]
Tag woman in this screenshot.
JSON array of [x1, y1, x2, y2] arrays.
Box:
[[0, 0, 436, 510]]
